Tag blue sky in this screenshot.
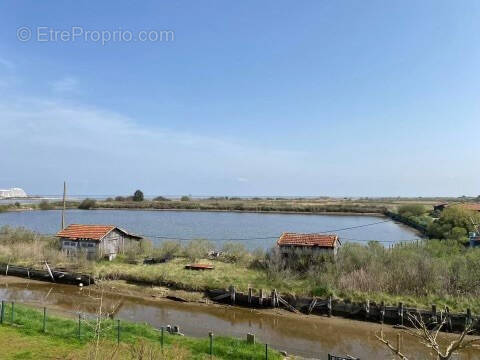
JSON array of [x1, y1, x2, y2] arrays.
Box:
[[0, 1, 479, 197]]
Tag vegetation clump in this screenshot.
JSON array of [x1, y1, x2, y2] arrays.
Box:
[[78, 198, 97, 210], [132, 190, 144, 202], [38, 200, 54, 210]]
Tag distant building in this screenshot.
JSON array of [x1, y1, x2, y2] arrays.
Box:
[[469, 232, 480, 248], [433, 203, 449, 212], [56, 224, 142, 260], [277, 232, 341, 256], [433, 203, 480, 213], [0, 188, 27, 198], [461, 203, 480, 212]]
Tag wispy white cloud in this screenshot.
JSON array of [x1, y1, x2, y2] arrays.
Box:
[[50, 76, 79, 93], [0, 96, 310, 195]]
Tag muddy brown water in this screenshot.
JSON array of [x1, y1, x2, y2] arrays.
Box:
[[0, 278, 478, 359]]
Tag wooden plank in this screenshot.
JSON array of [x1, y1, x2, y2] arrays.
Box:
[[212, 292, 231, 301], [277, 296, 300, 314], [44, 261, 55, 282], [308, 298, 317, 314]]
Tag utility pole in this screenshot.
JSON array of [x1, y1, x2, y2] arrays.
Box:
[[61, 181, 66, 230]]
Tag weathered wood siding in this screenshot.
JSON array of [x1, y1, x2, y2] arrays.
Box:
[[60, 229, 136, 260], [279, 244, 339, 256], [61, 239, 98, 260]]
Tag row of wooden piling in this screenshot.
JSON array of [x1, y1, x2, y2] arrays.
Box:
[[208, 286, 479, 334]]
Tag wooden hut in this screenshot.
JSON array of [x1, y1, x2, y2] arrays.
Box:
[[57, 224, 142, 260]]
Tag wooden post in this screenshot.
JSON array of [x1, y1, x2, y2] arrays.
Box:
[[161, 327, 164, 350], [61, 181, 66, 230], [398, 303, 404, 326], [246, 333, 255, 344], [396, 333, 401, 353], [43, 307, 47, 333], [230, 286, 236, 305], [271, 289, 278, 308], [446, 307, 452, 332], [365, 299, 370, 320], [259, 289, 264, 306], [327, 296, 332, 317], [380, 301, 385, 324], [78, 313, 81, 339], [11, 302, 14, 324], [265, 343, 268, 360], [0, 300, 4, 324], [431, 304, 437, 323], [209, 332, 214, 358], [466, 308, 472, 329], [248, 288, 252, 305], [117, 319, 120, 344]]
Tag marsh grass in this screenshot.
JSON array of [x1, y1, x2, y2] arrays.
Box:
[[2, 226, 480, 313]]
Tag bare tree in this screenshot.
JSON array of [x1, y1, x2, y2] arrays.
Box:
[[81, 288, 122, 360], [376, 311, 480, 360]]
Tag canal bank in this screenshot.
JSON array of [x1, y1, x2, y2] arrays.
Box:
[[0, 277, 477, 359]]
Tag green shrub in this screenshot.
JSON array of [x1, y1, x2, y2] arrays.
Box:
[[220, 242, 249, 264], [183, 239, 214, 262], [38, 200, 54, 210], [153, 196, 170, 201], [151, 240, 182, 261], [180, 195, 191, 201], [398, 204, 426, 217], [78, 198, 96, 210]]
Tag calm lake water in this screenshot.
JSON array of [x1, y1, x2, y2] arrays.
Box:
[[0, 209, 420, 249]]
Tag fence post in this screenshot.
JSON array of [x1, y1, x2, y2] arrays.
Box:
[[398, 302, 404, 326], [43, 307, 47, 333], [161, 327, 164, 350], [0, 300, 4, 324], [78, 313, 81, 339], [209, 332, 213, 357], [229, 286, 236, 305], [117, 319, 120, 344], [446, 306, 452, 332], [265, 343, 268, 360], [380, 301, 385, 324], [465, 308, 472, 329], [327, 296, 332, 317], [11, 302, 14, 325]]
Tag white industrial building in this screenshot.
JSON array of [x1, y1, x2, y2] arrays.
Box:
[[0, 188, 28, 198]]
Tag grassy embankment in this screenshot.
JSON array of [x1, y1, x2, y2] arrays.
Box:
[[0, 303, 281, 360], [15, 196, 446, 214]]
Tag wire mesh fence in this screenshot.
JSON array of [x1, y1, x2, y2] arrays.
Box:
[[0, 299, 284, 360]]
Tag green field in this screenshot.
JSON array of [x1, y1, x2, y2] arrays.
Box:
[[0, 303, 281, 360]]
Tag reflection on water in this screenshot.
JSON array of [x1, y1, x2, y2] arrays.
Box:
[[0, 279, 477, 359]]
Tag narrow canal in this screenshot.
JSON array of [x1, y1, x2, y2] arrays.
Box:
[[0, 278, 477, 359]]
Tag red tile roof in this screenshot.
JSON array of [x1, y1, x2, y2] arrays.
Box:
[[56, 224, 142, 241], [277, 232, 339, 248], [462, 203, 480, 211], [56, 224, 115, 241]]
